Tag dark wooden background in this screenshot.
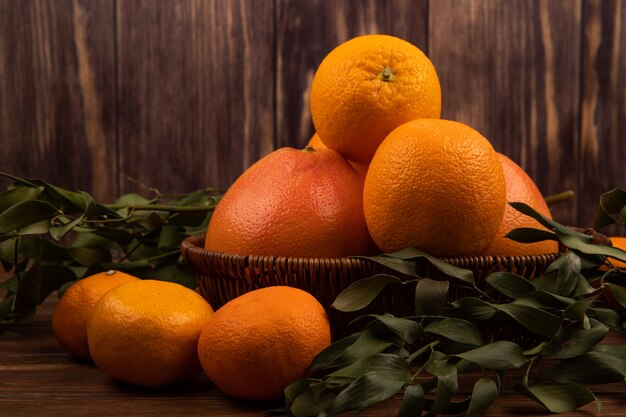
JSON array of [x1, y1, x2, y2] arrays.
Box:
[[1, 0, 625, 233]]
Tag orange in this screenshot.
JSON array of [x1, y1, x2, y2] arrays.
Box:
[[197, 286, 331, 401], [306, 133, 369, 178], [310, 34, 441, 164], [204, 146, 377, 257], [607, 237, 626, 268], [363, 119, 506, 256], [51, 270, 139, 360], [483, 153, 559, 256], [87, 280, 213, 388]]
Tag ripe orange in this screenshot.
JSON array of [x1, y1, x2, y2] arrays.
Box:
[[306, 133, 369, 178], [310, 34, 441, 164], [204, 146, 377, 257], [51, 270, 139, 360], [197, 286, 331, 401], [607, 237, 626, 268], [87, 280, 213, 388], [483, 153, 559, 256], [363, 119, 506, 256]]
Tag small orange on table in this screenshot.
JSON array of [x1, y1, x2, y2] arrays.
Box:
[[52, 270, 139, 360], [87, 280, 213, 388], [197, 286, 331, 401]]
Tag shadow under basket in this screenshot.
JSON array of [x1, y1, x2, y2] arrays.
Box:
[[181, 235, 561, 342]]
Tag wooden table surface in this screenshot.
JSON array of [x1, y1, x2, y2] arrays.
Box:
[[2, 298, 626, 417]]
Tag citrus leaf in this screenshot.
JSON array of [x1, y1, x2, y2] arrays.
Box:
[[515, 378, 600, 413], [494, 304, 561, 337], [589, 307, 621, 329], [563, 297, 597, 328], [115, 193, 152, 206], [0, 185, 43, 212], [68, 247, 113, 266], [0, 200, 57, 234], [424, 354, 457, 417], [49, 216, 83, 240], [287, 379, 335, 417], [465, 377, 498, 417], [13, 261, 42, 320], [17, 220, 51, 235], [554, 252, 582, 296], [331, 274, 402, 312], [310, 333, 360, 371], [509, 202, 592, 243], [541, 319, 608, 359], [505, 227, 557, 243], [556, 232, 626, 264], [327, 353, 410, 381], [485, 272, 535, 299], [424, 318, 483, 347], [593, 188, 626, 228], [415, 278, 449, 316], [604, 283, 626, 309], [320, 370, 407, 417], [512, 290, 574, 309], [456, 341, 526, 370], [396, 384, 424, 417], [540, 351, 626, 384], [368, 313, 423, 344]]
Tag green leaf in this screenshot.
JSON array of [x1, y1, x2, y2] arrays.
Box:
[[555, 252, 581, 296], [542, 319, 608, 359], [68, 247, 113, 266], [0, 185, 43, 213], [327, 353, 410, 381], [16, 220, 51, 235], [505, 227, 557, 244], [563, 297, 597, 328], [465, 377, 498, 417], [368, 314, 423, 344], [289, 385, 335, 417], [13, 261, 43, 320], [589, 307, 621, 329], [424, 354, 458, 417], [557, 232, 626, 264], [494, 304, 562, 337], [154, 263, 196, 289], [331, 274, 402, 312], [49, 216, 84, 240], [456, 341, 526, 370], [396, 384, 424, 417], [540, 351, 626, 384], [115, 193, 152, 206], [424, 318, 484, 347], [0, 293, 15, 320], [509, 202, 592, 243], [320, 370, 408, 417], [593, 188, 626, 228], [415, 278, 449, 316], [485, 272, 536, 299], [0, 200, 57, 234], [447, 297, 497, 321], [515, 378, 599, 413]]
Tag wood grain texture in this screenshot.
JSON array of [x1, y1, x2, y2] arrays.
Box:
[[116, 0, 275, 194], [580, 0, 626, 234], [2, 298, 624, 417], [275, 0, 428, 149], [0, 0, 117, 202], [430, 0, 582, 227]]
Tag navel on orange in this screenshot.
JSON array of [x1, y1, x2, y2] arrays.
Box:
[[363, 119, 506, 256], [197, 286, 331, 401], [52, 270, 139, 360], [205, 146, 376, 257], [483, 153, 559, 256], [87, 280, 213, 388], [310, 34, 441, 164]]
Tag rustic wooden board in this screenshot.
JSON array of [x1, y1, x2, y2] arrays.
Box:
[[580, 0, 626, 235], [275, 0, 428, 149], [0, 0, 117, 202], [115, 0, 275, 194], [430, 0, 582, 227]]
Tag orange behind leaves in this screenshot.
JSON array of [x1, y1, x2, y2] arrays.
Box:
[[205, 146, 376, 257], [363, 119, 506, 256], [197, 286, 331, 401], [87, 280, 213, 388], [52, 270, 139, 360], [483, 153, 559, 256], [310, 34, 441, 164]]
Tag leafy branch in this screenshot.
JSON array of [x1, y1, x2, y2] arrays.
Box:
[[284, 196, 626, 416], [0, 172, 222, 324]]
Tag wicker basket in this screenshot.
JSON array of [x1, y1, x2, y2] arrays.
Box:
[[181, 235, 560, 340]]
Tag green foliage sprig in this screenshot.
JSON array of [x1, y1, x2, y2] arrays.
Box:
[[0, 172, 222, 324], [284, 194, 626, 417]]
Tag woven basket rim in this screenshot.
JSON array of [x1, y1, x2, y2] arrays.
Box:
[[181, 234, 561, 265]]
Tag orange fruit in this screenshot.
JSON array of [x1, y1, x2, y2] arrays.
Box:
[[204, 146, 377, 257], [52, 270, 139, 360], [87, 280, 213, 388], [197, 286, 331, 401], [306, 133, 369, 178], [363, 119, 506, 256], [607, 237, 626, 268], [483, 153, 559, 256], [310, 34, 441, 164]]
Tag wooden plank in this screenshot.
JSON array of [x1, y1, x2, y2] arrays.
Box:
[[116, 0, 274, 194], [430, 0, 582, 227], [276, 0, 428, 149], [580, 0, 626, 236], [0, 0, 117, 202]]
